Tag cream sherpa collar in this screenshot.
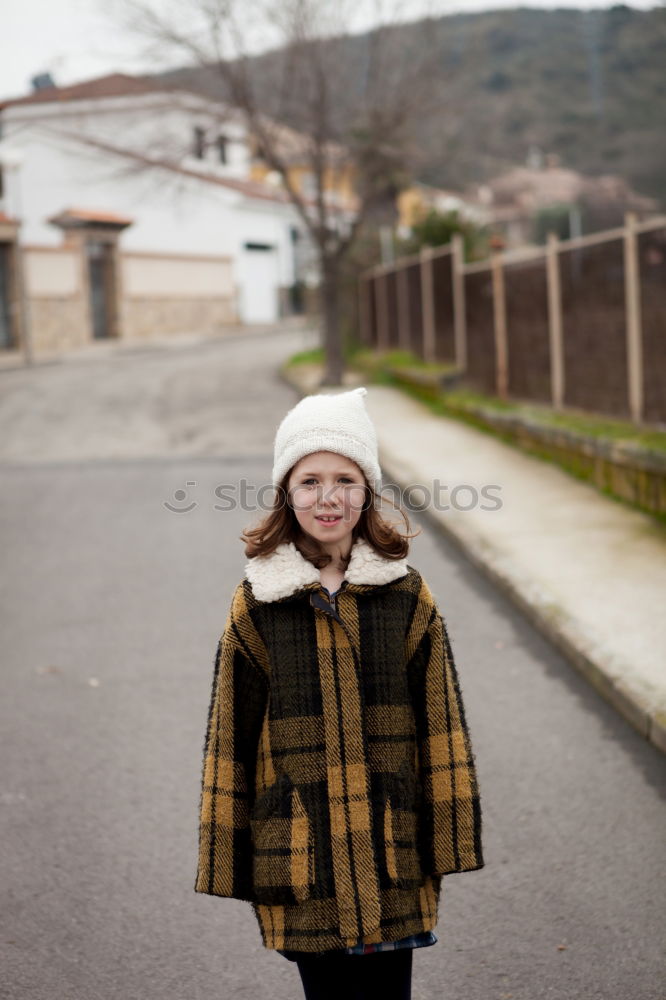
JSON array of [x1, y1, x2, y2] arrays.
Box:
[[244, 536, 409, 603]]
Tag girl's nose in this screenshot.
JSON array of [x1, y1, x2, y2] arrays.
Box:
[[318, 483, 342, 502]]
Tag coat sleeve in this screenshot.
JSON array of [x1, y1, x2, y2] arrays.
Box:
[[194, 585, 268, 901], [406, 579, 484, 878]]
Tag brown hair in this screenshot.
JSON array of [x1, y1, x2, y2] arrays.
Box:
[[241, 469, 420, 570]]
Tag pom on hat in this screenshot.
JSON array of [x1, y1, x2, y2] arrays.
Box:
[[272, 386, 381, 492]]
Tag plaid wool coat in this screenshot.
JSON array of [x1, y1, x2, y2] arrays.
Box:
[[194, 536, 484, 953]]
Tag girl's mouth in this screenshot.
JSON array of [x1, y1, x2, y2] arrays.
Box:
[[315, 515, 342, 524]]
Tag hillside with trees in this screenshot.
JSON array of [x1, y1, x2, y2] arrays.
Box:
[[159, 5, 666, 208]]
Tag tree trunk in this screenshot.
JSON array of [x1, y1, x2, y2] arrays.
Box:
[[320, 258, 344, 386]]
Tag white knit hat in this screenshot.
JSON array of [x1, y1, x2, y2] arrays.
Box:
[[272, 387, 382, 493]]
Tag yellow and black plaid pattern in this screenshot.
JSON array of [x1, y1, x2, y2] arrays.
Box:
[[194, 567, 484, 952]]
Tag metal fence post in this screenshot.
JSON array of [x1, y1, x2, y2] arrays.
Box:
[[396, 265, 410, 353], [420, 246, 435, 363], [373, 267, 387, 352], [623, 212, 644, 423], [451, 233, 467, 372], [546, 232, 565, 410], [491, 247, 508, 398], [358, 274, 371, 346]]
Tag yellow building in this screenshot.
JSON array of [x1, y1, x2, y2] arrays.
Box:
[[397, 182, 479, 232], [249, 124, 479, 233], [249, 123, 358, 213]]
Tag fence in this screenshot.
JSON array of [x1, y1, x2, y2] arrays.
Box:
[[358, 214, 666, 425]]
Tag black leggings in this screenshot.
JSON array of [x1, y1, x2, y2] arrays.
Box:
[[295, 947, 413, 1000]]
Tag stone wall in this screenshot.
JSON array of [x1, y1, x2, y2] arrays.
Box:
[[121, 296, 237, 340], [28, 298, 90, 355]]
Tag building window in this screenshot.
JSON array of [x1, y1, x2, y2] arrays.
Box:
[[193, 126, 206, 160], [218, 135, 228, 164]]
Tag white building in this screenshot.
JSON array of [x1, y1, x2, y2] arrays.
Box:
[[0, 73, 310, 355]]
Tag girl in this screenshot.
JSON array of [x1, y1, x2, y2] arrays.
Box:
[[194, 387, 484, 1000]]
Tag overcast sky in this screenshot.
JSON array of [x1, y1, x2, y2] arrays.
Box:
[[1, 0, 658, 100]]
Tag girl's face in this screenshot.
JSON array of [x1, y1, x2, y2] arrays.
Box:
[[287, 451, 368, 550]]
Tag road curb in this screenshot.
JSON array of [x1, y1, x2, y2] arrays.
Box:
[[282, 364, 665, 756]]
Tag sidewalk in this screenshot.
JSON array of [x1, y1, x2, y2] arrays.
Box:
[[284, 365, 666, 754]]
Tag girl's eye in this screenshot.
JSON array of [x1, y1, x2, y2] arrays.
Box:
[[301, 477, 356, 485]]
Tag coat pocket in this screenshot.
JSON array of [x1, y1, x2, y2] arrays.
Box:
[[382, 761, 424, 890], [250, 772, 315, 905]]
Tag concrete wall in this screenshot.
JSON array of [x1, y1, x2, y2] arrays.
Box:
[[20, 245, 238, 356]]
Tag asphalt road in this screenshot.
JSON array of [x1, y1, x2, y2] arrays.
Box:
[[1, 326, 664, 1000]]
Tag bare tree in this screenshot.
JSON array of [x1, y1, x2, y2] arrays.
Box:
[[112, 0, 446, 384]]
